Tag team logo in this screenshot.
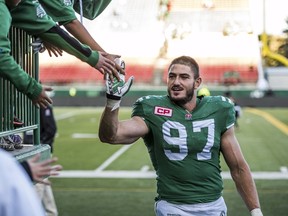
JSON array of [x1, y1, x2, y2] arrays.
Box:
[[154, 106, 172, 117], [185, 113, 192, 120], [63, 0, 72, 6], [36, 4, 47, 18]]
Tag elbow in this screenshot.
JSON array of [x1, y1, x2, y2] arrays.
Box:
[[230, 163, 251, 181], [99, 134, 117, 144]]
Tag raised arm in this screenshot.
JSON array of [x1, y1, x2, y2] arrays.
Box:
[[99, 108, 148, 144], [221, 127, 263, 216], [99, 58, 148, 144]]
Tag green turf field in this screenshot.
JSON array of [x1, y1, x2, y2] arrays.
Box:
[[51, 107, 288, 216]]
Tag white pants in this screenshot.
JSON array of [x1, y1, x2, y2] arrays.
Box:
[[35, 182, 58, 216], [155, 197, 227, 216]]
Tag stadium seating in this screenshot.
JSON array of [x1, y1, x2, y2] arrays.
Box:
[[40, 64, 154, 85]]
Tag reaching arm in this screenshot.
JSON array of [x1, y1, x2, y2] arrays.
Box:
[[99, 108, 148, 144], [0, 7, 51, 107], [64, 19, 125, 75], [37, 25, 120, 80], [65, 19, 105, 52], [221, 127, 263, 215], [99, 58, 148, 144]]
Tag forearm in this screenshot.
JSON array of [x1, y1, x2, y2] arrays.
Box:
[[38, 25, 99, 67], [231, 166, 261, 211], [99, 107, 120, 143], [0, 53, 42, 100], [64, 19, 105, 52]]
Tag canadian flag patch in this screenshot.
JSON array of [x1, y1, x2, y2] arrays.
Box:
[[154, 106, 172, 117]]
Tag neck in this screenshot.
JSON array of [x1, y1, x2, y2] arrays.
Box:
[[181, 96, 198, 112]]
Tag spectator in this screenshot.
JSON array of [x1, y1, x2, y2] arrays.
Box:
[[39, 0, 124, 73], [9, 0, 122, 80], [224, 91, 242, 128], [1, 0, 53, 108], [197, 86, 211, 97], [0, 149, 46, 216], [24, 103, 58, 216], [20, 153, 62, 185], [99, 56, 263, 216]]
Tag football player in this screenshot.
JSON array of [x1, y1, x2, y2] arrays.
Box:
[[99, 56, 263, 216]]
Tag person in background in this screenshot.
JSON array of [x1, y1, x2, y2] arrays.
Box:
[[0, 149, 46, 216], [24, 102, 58, 216], [1, 0, 53, 108], [99, 56, 263, 216], [197, 86, 211, 97], [224, 91, 242, 128], [0, 148, 62, 216], [1, 0, 53, 152]]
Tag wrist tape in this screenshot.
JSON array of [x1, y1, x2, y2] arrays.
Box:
[[250, 208, 263, 216], [106, 98, 121, 111]]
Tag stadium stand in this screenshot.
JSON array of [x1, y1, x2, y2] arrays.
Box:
[[40, 63, 154, 85], [39, 0, 260, 86]]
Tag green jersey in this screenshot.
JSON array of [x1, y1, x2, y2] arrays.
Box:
[[10, 0, 99, 67], [132, 95, 235, 204], [0, 0, 42, 100], [39, 0, 77, 25], [39, 0, 113, 24]]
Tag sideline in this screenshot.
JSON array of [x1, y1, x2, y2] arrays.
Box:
[[246, 108, 288, 136]]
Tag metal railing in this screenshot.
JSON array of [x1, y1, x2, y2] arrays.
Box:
[[0, 27, 40, 144]]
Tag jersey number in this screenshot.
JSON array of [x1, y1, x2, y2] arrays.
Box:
[[163, 119, 215, 161]]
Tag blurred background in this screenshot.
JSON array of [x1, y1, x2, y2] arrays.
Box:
[[39, 0, 288, 107]]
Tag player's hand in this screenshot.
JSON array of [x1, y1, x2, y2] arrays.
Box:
[[105, 58, 133, 111], [106, 58, 133, 100]]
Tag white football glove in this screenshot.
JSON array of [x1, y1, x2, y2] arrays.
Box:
[[105, 58, 133, 111]]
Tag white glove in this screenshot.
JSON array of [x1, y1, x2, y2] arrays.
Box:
[[105, 58, 133, 111], [250, 208, 263, 216]]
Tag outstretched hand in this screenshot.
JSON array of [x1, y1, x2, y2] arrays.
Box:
[[43, 41, 63, 57], [105, 58, 133, 111], [96, 52, 127, 82], [105, 53, 125, 76], [32, 86, 53, 108], [27, 154, 63, 185], [31, 38, 63, 57]]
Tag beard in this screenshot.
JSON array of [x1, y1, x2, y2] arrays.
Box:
[[168, 83, 195, 106]]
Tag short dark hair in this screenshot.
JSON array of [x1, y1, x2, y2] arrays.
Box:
[[168, 56, 200, 79]]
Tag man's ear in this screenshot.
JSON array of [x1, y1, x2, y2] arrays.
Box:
[[194, 77, 202, 89]]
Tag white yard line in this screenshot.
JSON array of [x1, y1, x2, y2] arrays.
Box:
[[54, 171, 288, 179], [94, 145, 132, 172]]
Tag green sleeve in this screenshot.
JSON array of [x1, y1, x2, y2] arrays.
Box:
[[38, 25, 99, 67], [0, 1, 42, 100], [0, 52, 42, 100]]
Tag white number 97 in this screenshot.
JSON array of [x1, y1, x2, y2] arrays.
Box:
[[162, 119, 215, 161]]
